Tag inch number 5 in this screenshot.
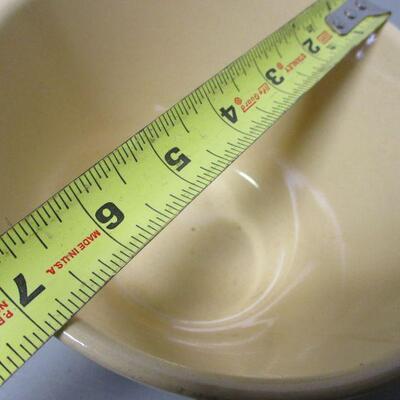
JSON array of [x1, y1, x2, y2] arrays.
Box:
[[164, 147, 191, 171]]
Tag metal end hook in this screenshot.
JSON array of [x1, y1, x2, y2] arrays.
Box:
[[326, 0, 391, 35]]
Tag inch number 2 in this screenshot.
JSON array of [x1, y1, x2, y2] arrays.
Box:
[[303, 38, 320, 54], [95, 202, 125, 229]]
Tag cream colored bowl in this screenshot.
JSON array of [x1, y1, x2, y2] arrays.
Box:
[[1, 0, 400, 398]]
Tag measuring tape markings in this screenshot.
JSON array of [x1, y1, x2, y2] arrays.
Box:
[[0, 0, 389, 384]]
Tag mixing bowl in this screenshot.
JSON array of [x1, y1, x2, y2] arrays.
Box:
[[1, 0, 400, 398]]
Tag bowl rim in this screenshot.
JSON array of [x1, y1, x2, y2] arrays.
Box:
[[60, 321, 400, 399]]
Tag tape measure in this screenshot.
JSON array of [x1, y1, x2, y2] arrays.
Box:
[[0, 0, 390, 385]]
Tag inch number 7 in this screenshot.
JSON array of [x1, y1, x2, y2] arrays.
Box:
[[14, 273, 46, 307]]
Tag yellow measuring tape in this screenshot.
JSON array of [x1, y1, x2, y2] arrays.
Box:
[[0, 0, 390, 385]]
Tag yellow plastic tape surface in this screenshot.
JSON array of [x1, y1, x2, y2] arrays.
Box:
[[0, 0, 389, 385]]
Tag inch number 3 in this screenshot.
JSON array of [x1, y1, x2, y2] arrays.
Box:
[[265, 68, 284, 85]]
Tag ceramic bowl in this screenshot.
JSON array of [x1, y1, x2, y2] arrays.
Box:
[[1, 0, 400, 398]]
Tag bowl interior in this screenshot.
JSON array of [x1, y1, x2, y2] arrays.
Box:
[[1, 0, 400, 392]]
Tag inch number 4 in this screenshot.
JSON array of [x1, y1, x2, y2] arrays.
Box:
[[220, 105, 238, 124]]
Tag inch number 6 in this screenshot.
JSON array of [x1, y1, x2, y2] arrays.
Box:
[[95, 202, 125, 229]]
